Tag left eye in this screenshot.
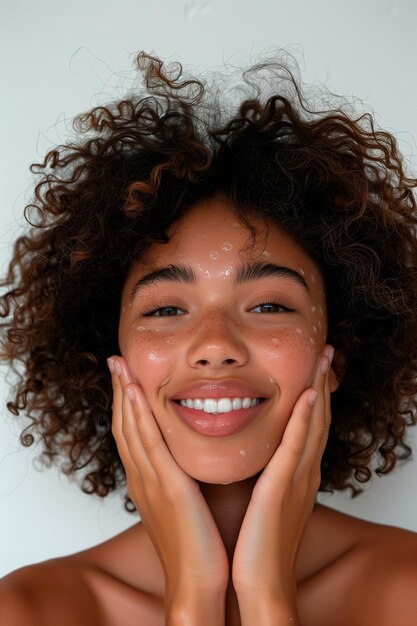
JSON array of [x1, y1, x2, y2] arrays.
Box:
[[251, 303, 292, 314], [145, 306, 186, 317]]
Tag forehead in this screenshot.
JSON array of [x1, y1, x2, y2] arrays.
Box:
[[141, 195, 317, 273]]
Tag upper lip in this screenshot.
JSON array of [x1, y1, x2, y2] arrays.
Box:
[[171, 379, 270, 400]]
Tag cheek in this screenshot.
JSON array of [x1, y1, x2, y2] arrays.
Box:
[[254, 327, 322, 395], [119, 326, 177, 392]]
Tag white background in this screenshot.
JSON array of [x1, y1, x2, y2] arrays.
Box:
[[1, 0, 416, 578]]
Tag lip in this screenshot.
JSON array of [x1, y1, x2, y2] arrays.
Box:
[[171, 379, 270, 400], [170, 397, 269, 437]]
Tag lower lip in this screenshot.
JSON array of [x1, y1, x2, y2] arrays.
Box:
[[171, 400, 267, 437]]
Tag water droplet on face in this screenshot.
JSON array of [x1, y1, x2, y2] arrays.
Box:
[[209, 250, 219, 260], [319, 305, 324, 316], [266, 443, 270, 449], [295, 328, 303, 334], [298, 267, 305, 277], [311, 305, 317, 313], [167, 337, 175, 344], [222, 241, 233, 252], [222, 264, 233, 277], [311, 273, 316, 283], [261, 250, 271, 258], [313, 325, 318, 333], [136, 325, 145, 331], [167, 428, 172, 434], [128, 302, 132, 308], [240, 449, 247, 457], [309, 337, 315, 345], [148, 352, 158, 361], [272, 337, 280, 344]]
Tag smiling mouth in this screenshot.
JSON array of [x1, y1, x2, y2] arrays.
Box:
[[175, 397, 265, 415]]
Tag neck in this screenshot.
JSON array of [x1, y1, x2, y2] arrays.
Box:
[[197, 474, 259, 559], [197, 475, 260, 626]]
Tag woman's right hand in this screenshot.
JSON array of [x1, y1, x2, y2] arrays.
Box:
[[108, 356, 229, 616]]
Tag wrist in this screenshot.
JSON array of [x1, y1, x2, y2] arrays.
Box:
[[166, 588, 226, 626], [237, 590, 299, 626]]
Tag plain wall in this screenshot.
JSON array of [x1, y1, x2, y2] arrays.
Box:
[[1, 0, 417, 577]]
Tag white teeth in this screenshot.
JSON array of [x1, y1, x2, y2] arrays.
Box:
[[203, 399, 217, 413], [178, 397, 261, 414]]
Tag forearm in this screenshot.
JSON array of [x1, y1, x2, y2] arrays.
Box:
[[166, 589, 226, 626], [237, 591, 300, 626]]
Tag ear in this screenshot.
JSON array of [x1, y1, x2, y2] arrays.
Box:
[[329, 348, 345, 393]]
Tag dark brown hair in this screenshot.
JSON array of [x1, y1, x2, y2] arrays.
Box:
[[1, 52, 417, 511]]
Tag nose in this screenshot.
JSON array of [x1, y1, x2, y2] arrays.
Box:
[[187, 311, 249, 369]]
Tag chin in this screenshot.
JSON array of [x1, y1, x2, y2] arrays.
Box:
[[177, 453, 269, 484]]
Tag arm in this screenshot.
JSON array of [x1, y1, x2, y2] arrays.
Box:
[[233, 346, 334, 625], [109, 357, 228, 626]]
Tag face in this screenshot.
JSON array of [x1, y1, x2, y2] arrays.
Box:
[[119, 194, 334, 484]]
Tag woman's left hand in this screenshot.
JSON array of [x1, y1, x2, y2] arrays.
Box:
[[232, 345, 334, 620]]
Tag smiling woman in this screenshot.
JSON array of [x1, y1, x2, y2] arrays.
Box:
[[1, 52, 417, 625], [118, 197, 336, 483]]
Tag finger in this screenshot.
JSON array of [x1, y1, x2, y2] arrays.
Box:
[[297, 346, 334, 472], [123, 382, 184, 483], [107, 356, 140, 477], [272, 346, 332, 473]]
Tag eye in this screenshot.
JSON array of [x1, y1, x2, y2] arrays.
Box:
[[144, 306, 186, 317], [251, 302, 293, 314]]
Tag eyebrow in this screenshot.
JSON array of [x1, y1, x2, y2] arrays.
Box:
[[131, 261, 308, 297], [131, 264, 197, 297], [235, 262, 309, 290]]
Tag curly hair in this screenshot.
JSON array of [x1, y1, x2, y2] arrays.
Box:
[[1, 52, 417, 511]]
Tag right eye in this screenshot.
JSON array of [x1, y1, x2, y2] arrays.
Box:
[[143, 306, 186, 317]]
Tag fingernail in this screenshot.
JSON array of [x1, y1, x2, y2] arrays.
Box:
[[114, 360, 122, 376], [107, 358, 115, 374], [323, 345, 335, 363], [127, 388, 136, 403], [308, 390, 318, 406], [321, 356, 330, 375]]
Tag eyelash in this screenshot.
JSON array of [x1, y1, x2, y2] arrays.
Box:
[[142, 302, 187, 317], [250, 301, 294, 314], [142, 300, 294, 317]]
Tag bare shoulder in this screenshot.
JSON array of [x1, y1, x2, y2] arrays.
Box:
[[304, 504, 417, 625], [0, 525, 164, 626], [0, 558, 105, 626]]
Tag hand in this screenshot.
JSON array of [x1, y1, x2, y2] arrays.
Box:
[[232, 345, 334, 613], [108, 356, 229, 606]]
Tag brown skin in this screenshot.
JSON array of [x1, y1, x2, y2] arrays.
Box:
[[2, 508, 417, 626], [1, 196, 417, 625]]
